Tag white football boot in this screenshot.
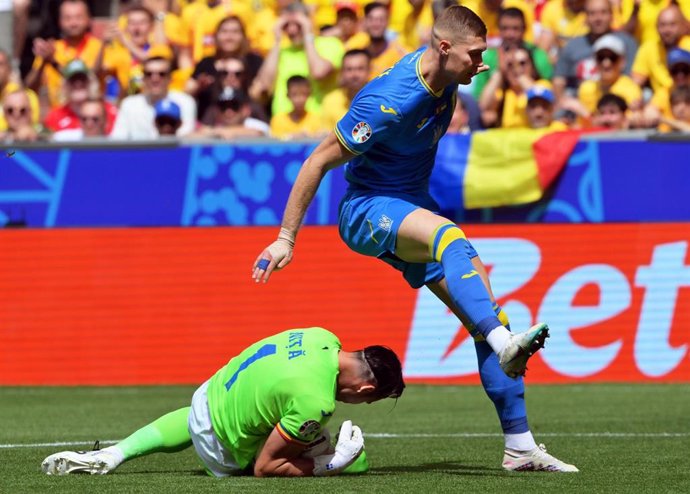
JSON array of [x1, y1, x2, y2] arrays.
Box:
[[502, 443, 579, 472], [498, 323, 549, 378], [42, 448, 120, 475]]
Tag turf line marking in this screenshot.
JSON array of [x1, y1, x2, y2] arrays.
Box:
[[3, 432, 690, 449]]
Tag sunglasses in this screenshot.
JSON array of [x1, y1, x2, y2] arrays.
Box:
[[219, 100, 242, 112], [596, 53, 620, 63], [143, 70, 170, 78], [5, 106, 29, 116], [217, 69, 244, 78], [670, 65, 690, 76], [80, 115, 103, 123]]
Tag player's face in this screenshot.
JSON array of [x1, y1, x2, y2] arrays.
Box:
[[448, 36, 487, 85], [336, 388, 378, 404]]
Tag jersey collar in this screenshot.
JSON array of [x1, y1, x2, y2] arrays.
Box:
[[415, 50, 444, 98]]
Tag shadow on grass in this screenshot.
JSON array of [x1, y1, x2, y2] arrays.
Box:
[[372, 462, 505, 477]]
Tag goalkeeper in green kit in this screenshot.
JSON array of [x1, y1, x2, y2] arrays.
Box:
[[41, 327, 405, 477]]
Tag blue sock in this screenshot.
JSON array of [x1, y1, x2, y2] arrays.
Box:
[[431, 223, 501, 338], [474, 307, 529, 434]]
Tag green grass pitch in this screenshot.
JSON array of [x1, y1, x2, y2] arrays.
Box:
[[1, 384, 688, 493]]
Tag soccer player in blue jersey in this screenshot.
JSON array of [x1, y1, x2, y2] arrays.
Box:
[[253, 5, 577, 472]]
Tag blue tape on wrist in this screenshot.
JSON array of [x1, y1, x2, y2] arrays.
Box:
[[257, 259, 270, 270]]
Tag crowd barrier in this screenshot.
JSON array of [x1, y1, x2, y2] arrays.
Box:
[[2, 224, 688, 385], [2, 132, 690, 228]]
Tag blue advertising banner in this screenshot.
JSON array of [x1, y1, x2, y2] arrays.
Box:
[[0, 135, 687, 227]]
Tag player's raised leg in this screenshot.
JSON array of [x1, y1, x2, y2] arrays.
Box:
[[42, 407, 192, 475], [427, 279, 578, 472], [396, 209, 548, 377]]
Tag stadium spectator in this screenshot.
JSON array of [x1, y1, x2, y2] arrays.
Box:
[[111, 56, 196, 139], [524, 85, 567, 130], [0, 90, 40, 142], [592, 92, 629, 130], [631, 4, 690, 94], [25, 0, 103, 109], [52, 97, 109, 141], [472, 7, 552, 100], [42, 328, 404, 477], [154, 97, 183, 136], [0, 49, 40, 134], [270, 75, 325, 139], [345, 2, 408, 78], [538, 0, 588, 61], [199, 56, 268, 124], [321, 49, 372, 131], [253, 5, 577, 474], [96, 5, 169, 101], [661, 84, 690, 131], [44, 59, 118, 135], [479, 45, 549, 127], [576, 34, 642, 119], [644, 47, 690, 129], [177, 0, 253, 68], [619, 0, 690, 46], [186, 16, 264, 118], [462, 0, 535, 48], [321, 3, 362, 46], [194, 87, 270, 139], [553, 0, 638, 100], [250, 1, 344, 117]]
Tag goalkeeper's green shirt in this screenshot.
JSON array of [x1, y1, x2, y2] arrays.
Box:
[[207, 327, 341, 468]]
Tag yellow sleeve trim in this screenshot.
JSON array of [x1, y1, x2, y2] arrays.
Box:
[[333, 125, 362, 155], [275, 422, 311, 445]]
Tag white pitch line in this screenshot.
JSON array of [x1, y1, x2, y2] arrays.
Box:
[[2, 432, 689, 450]]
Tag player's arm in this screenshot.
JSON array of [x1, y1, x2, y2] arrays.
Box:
[[253, 426, 314, 477], [254, 420, 363, 477], [251, 132, 355, 283]]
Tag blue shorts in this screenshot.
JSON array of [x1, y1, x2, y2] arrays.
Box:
[[338, 190, 478, 289]]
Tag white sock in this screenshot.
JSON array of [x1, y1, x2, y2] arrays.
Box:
[[485, 325, 512, 354], [100, 446, 125, 467], [505, 431, 538, 452]]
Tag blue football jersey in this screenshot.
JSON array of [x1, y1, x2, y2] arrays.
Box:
[[335, 47, 457, 194]]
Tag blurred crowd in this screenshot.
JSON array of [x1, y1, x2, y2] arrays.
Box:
[[2, 0, 690, 143]]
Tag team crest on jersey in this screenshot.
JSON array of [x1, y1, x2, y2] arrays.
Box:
[[378, 214, 393, 232], [299, 420, 321, 438], [352, 122, 372, 143]]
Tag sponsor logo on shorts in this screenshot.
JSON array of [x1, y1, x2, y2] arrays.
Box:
[[378, 214, 393, 232], [352, 122, 372, 143], [461, 270, 479, 279]]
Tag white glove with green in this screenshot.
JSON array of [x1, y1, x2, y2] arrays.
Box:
[[312, 420, 364, 476]]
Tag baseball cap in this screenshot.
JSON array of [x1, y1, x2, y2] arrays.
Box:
[[667, 47, 690, 67], [154, 98, 181, 121], [335, 1, 358, 14], [62, 59, 89, 79], [592, 34, 625, 56], [526, 85, 555, 104]]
